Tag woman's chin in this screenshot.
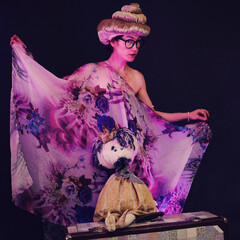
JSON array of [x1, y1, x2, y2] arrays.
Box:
[[127, 55, 137, 62]]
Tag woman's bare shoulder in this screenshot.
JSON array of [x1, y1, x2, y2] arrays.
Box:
[[128, 67, 145, 84]]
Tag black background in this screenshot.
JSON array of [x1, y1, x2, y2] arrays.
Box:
[[1, 0, 240, 239]]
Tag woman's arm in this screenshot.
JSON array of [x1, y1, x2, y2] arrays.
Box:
[[154, 110, 209, 122], [136, 72, 209, 122]]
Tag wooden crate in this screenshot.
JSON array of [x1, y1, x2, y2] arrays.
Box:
[[66, 211, 228, 240]]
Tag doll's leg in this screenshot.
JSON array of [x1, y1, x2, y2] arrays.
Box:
[[105, 211, 116, 232], [117, 210, 136, 228]]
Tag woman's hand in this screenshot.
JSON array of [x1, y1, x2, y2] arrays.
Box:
[[10, 35, 25, 46], [189, 109, 210, 121]]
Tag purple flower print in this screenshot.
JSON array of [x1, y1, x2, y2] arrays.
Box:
[[97, 115, 115, 133], [78, 186, 92, 204], [96, 96, 109, 114]]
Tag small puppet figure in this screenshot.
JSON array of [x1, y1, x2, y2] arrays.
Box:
[[93, 128, 158, 232]]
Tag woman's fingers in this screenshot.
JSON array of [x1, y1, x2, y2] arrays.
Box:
[[196, 112, 207, 120], [200, 109, 210, 117], [190, 109, 209, 121], [10, 35, 17, 45], [10, 35, 24, 46]]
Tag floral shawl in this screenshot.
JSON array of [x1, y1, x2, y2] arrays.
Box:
[[10, 43, 211, 226]]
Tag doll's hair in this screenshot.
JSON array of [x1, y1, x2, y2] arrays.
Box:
[[115, 128, 136, 150]]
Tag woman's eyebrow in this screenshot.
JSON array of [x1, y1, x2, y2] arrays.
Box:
[[121, 36, 134, 40], [123, 36, 141, 40]]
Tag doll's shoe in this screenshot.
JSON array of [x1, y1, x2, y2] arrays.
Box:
[[117, 210, 136, 228], [105, 211, 116, 232]]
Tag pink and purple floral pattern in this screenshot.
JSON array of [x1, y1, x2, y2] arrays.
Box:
[[10, 43, 211, 226]]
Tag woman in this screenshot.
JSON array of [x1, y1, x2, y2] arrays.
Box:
[[10, 3, 211, 238], [96, 3, 209, 122]]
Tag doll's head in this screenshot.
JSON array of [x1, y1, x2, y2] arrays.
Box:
[[94, 128, 139, 170]]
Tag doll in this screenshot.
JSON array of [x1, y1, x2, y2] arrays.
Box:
[[93, 127, 158, 232]]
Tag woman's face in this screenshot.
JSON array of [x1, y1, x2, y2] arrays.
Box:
[[110, 35, 143, 62]]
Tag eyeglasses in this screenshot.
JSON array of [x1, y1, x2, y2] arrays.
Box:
[[119, 38, 145, 49]]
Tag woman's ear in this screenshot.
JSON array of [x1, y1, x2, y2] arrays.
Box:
[[110, 39, 115, 48]]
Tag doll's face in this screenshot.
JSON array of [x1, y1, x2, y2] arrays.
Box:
[[97, 138, 139, 169]]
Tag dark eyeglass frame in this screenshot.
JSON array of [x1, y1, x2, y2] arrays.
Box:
[[119, 38, 145, 49]]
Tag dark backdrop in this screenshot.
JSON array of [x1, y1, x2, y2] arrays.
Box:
[[1, 0, 240, 239]]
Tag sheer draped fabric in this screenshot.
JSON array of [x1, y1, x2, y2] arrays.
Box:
[[10, 43, 211, 226]]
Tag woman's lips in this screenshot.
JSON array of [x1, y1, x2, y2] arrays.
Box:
[[129, 53, 137, 57]]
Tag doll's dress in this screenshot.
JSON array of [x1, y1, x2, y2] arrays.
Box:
[[93, 169, 158, 226]]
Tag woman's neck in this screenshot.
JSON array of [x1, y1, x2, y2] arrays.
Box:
[[107, 53, 128, 73]]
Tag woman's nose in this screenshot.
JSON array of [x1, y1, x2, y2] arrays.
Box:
[[131, 43, 138, 51]]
